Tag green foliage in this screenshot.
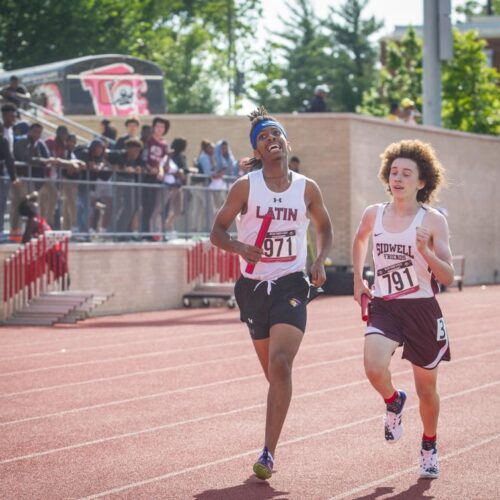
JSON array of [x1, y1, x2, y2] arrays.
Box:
[[360, 26, 500, 135], [359, 27, 422, 117], [249, 0, 330, 113], [456, 0, 500, 17], [442, 30, 500, 134], [323, 0, 383, 112], [248, 0, 382, 113], [0, 0, 261, 113]]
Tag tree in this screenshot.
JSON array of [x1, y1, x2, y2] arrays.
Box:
[[359, 27, 422, 117], [442, 29, 500, 134], [360, 27, 500, 135], [456, 0, 500, 17], [323, 0, 383, 112], [0, 0, 261, 113], [249, 0, 330, 113]]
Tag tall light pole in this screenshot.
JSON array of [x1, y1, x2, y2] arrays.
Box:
[[423, 0, 453, 126]]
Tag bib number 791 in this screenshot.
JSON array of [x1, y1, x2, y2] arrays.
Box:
[[378, 260, 420, 300]]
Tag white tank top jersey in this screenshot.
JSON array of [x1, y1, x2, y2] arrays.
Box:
[[372, 203, 438, 300], [236, 169, 309, 281]]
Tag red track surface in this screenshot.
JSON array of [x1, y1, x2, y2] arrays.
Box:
[[1, 286, 499, 499]]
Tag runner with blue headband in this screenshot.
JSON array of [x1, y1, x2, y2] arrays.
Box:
[[210, 106, 334, 481]]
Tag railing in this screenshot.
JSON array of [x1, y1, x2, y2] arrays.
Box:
[[186, 241, 240, 284], [1, 172, 238, 240], [3, 231, 70, 319]]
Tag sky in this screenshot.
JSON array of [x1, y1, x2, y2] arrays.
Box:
[[261, 0, 470, 39], [234, 0, 470, 113]]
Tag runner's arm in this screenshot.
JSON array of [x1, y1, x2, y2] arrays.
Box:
[[305, 180, 333, 287], [352, 206, 377, 304], [210, 178, 263, 265], [417, 212, 454, 287]]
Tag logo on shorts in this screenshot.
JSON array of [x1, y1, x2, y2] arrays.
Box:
[[289, 298, 302, 308]]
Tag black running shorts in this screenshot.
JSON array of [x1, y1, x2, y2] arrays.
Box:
[[234, 271, 320, 340]]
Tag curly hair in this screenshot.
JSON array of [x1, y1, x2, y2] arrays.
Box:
[[378, 140, 446, 204]]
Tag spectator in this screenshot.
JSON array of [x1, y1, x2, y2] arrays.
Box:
[[142, 117, 169, 237], [289, 155, 301, 173], [1, 103, 17, 154], [170, 137, 190, 176], [400, 98, 420, 125], [214, 139, 238, 178], [114, 117, 140, 150], [159, 152, 185, 238], [75, 139, 109, 234], [100, 119, 117, 142], [18, 191, 69, 288], [60, 134, 86, 231], [43, 125, 69, 226], [386, 101, 401, 122], [12, 123, 52, 233], [109, 138, 144, 236], [0, 120, 18, 240], [306, 84, 329, 112], [0, 76, 31, 107], [13, 121, 30, 141]]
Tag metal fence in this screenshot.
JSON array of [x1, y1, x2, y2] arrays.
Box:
[[1, 169, 238, 242]]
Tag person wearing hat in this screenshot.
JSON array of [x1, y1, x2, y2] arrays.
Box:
[[400, 98, 420, 125], [141, 116, 170, 237], [306, 84, 329, 112]]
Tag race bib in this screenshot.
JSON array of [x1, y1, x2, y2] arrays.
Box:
[[378, 259, 420, 300], [261, 230, 297, 263], [436, 317, 448, 341]]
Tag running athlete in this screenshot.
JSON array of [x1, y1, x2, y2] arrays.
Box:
[[352, 139, 454, 479], [210, 107, 333, 480]]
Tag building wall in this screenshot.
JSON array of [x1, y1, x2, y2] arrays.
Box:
[[2, 114, 498, 320]]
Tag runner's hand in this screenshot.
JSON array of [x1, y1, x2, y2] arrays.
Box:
[[416, 226, 432, 253], [354, 279, 372, 305], [239, 243, 263, 265], [310, 260, 326, 287]]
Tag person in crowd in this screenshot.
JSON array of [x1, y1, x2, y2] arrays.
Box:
[[100, 119, 117, 142], [400, 98, 421, 125], [141, 117, 169, 238], [0, 76, 31, 106], [352, 139, 454, 479], [60, 134, 86, 231], [170, 137, 190, 176], [215, 139, 238, 178], [1, 103, 17, 154], [0, 120, 18, 240], [386, 102, 401, 122], [109, 138, 144, 237], [288, 155, 301, 173], [12, 123, 52, 234], [306, 84, 329, 112], [13, 121, 30, 141], [114, 117, 140, 150]]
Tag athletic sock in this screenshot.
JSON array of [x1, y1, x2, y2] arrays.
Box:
[[422, 434, 437, 451], [385, 391, 402, 413]]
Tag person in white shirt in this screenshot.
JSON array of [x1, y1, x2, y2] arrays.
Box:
[[210, 106, 333, 480]]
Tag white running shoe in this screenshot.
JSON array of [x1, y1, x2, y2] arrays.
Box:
[[420, 446, 439, 478], [384, 390, 407, 443]]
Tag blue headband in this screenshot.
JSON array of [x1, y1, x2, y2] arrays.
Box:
[[250, 119, 287, 149]]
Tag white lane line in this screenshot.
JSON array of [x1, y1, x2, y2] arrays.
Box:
[[0, 336, 359, 398], [0, 308, 340, 351], [78, 380, 500, 499], [1, 350, 498, 464], [0, 354, 362, 427], [0, 325, 344, 377], [1, 333, 497, 426], [0, 312, 487, 362], [1, 328, 496, 399], [329, 433, 500, 499]]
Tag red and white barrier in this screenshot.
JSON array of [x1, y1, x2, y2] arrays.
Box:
[[186, 241, 240, 285], [3, 231, 70, 320]]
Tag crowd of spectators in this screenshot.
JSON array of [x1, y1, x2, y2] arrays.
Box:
[[0, 101, 247, 242]]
